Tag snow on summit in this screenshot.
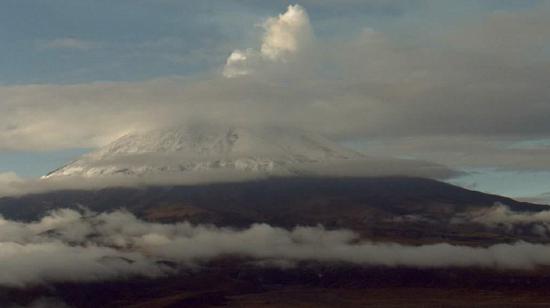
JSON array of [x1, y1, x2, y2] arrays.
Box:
[[45, 125, 365, 178], [0, 126, 455, 197]]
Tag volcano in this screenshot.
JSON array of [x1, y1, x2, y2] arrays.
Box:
[[2, 124, 543, 232], [44, 125, 365, 178], [2, 126, 550, 307]]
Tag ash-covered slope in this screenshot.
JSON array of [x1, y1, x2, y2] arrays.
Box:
[[45, 125, 364, 178]]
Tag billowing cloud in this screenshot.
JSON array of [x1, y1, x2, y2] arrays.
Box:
[[2, 208, 550, 287], [260, 4, 312, 60], [223, 5, 312, 77]]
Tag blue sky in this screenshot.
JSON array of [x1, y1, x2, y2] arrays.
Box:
[[449, 169, 550, 200], [2, 0, 541, 84], [0, 149, 89, 177], [1, 0, 550, 200]]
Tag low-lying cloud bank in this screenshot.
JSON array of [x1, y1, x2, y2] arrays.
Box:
[[457, 204, 550, 238], [0, 157, 459, 197], [471, 204, 550, 225], [1, 208, 550, 287]]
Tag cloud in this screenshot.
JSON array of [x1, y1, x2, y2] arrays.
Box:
[[1, 3, 550, 175], [38, 38, 100, 51], [0, 173, 24, 196], [444, 5, 550, 61], [352, 136, 550, 171], [223, 5, 312, 77], [467, 204, 550, 225], [0, 172, 22, 184], [223, 49, 260, 78], [454, 204, 550, 238], [0, 157, 458, 197], [2, 207, 550, 287], [518, 192, 550, 205], [260, 4, 312, 60]]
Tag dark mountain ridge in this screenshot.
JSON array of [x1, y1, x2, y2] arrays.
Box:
[[0, 176, 546, 245], [0, 176, 542, 219]]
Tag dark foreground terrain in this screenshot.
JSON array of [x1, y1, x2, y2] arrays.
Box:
[[4, 261, 550, 307], [0, 177, 547, 245], [2, 177, 550, 307]]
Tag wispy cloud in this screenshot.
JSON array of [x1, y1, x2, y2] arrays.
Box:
[[38, 38, 101, 51]]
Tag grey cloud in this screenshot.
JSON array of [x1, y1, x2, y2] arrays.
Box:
[[353, 136, 550, 171], [2, 208, 550, 287], [1, 4, 549, 174], [444, 4, 550, 61], [454, 204, 550, 238], [0, 172, 22, 185], [0, 157, 458, 197]]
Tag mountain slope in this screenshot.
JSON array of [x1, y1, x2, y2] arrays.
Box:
[[1, 177, 546, 245], [45, 125, 364, 178]]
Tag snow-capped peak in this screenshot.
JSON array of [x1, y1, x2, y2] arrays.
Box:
[[45, 125, 365, 178]]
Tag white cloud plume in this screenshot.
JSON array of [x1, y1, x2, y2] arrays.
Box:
[[260, 4, 312, 60], [1, 208, 550, 287], [223, 5, 312, 77]]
